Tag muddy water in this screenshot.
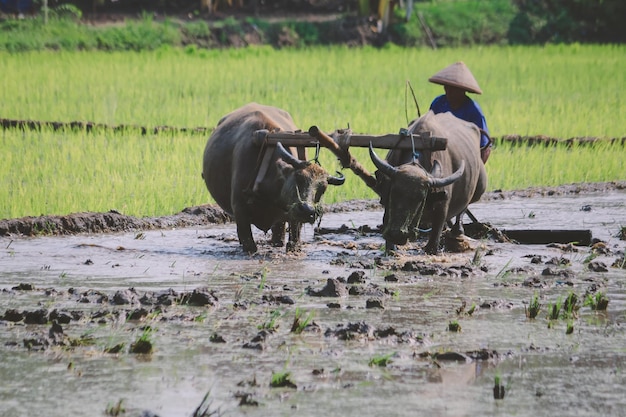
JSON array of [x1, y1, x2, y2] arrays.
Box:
[[1, 191, 625, 417]]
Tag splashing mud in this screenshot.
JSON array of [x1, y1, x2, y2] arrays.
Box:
[[1, 184, 625, 417]]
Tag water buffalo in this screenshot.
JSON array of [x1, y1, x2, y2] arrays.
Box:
[[370, 110, 487, 254], [202, 103, 345, 253]]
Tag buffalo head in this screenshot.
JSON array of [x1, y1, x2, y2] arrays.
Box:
[[274, 142, 344, 236], [369, 143, 464, 250]]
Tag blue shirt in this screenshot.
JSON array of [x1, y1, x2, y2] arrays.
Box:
[[430, 95, 490, 148]]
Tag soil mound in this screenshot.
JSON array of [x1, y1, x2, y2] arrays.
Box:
[[1, 181, 624, 237]]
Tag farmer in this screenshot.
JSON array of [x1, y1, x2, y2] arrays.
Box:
[[428, 61, 492, 163]]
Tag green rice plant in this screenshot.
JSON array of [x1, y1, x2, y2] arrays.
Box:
[[105, 399, 125, 416], [494, 259, 513, 280], [466, 303, 476, 316], [493, 372, 505, 400], [368, 352, 395, 367], [270, 371, 297, 389], [129, 326, 154, 354], [566, 320, 575, 335], [525, 292, 541, 319], [448, 320, 461, 332], [258, 267, 269, 292], [584, 292, 609, 311], [471, 246, 483, 266], [290, 307, 314, 334], [191, 390, 223, 417], [258, 309, 282, 332], [562, 292, 580, 319], [103, 343, 125, 354], [0, 45, 624, 218], [547, 296, 563, 321], [613, 257, 626, 269], [67, 330, 96, 348]]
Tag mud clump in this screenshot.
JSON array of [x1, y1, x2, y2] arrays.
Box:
[[178, 287, 219, 307], [0, 205, 230, 237], [307, 278, 348, 297]]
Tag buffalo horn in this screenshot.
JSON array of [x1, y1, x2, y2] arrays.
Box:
[[428, 160, 465, 188], [328, 171, 346, 186], [276, 142, 308, 169], [369, 142, 397, 177]]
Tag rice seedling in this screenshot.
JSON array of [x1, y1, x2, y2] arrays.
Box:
[[290, 307, 314, 334], [566, 320, 575, 335], [612, 257, 626, 269], [191, 390, 223, 417], [369, 352, 395, 367], [0, 45, 623, 219], [270, 370, 297, 389], [493, 373, 506, 400], [258, 309, 282, 332], [562, 292, 580, 319], [584, 292, 609, 311], [494, 259, 513, 280], [547, 296, 563, 321], [129, 326, 154, 354], [467, 303, 477, 316], [258, 267, 269, 292], [471, 246, 483, 266], [103, 343, 125, 354], [525, 292, 541, 319], [448, 320, 461, 332], [67, 331, 96, 347], [105, 399, 125, 416]]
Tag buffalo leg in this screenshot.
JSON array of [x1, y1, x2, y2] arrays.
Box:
[[451, 211, 465, 236], [271, 223, 286, 247], [286, 222, 302, 252], [424, 203, 447, 255], [236, 220, 257, 254], [381, 208, 396, 254]]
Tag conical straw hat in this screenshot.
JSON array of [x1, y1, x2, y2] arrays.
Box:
[[428, 61, 483, 94]]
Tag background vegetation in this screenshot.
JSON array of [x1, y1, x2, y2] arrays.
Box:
[[1, 0, 625, 52], [1, 45, 624, 219]]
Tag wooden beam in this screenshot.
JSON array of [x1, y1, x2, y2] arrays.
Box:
[[252, 129, 447, 150], [501, 229, 593, 246]]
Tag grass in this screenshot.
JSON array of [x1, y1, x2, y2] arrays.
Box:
[[1, 45, 625, 219]]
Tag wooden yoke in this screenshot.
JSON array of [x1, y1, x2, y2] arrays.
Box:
[[308, 126, 378, 190], [251, 126, 449, 194]]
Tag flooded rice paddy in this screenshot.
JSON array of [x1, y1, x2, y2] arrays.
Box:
[[1, 189, 625, 417]]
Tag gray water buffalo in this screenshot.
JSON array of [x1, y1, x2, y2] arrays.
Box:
[[202, 103, 345, 253], [370, 110, 487, 254]]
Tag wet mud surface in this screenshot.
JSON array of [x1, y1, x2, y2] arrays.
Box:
[[1, 183, 626, 417]]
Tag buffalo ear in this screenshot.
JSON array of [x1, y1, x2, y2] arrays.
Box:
[[276, 158, 294, 179], [430, 159, 442, 178]]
